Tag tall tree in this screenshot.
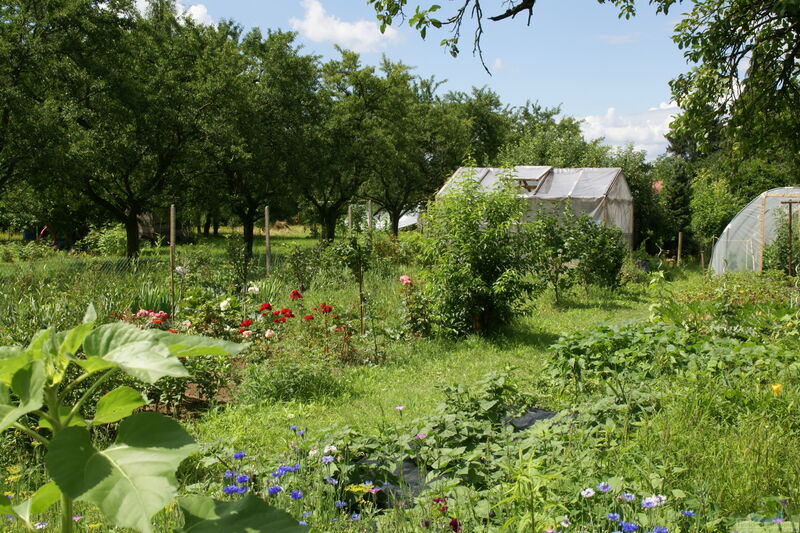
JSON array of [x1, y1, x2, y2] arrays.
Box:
[[296, 49, 386, 240], [360, 64, 470, 237], [444, 87, 511, 166], [195, 26, 318, 255]]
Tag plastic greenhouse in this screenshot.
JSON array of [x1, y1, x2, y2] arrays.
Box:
[[436, 166, 635, 247], [710, 187, 800, 274]]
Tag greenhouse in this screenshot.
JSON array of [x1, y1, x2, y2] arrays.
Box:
[[710, 187, 800, 274], [437, 166, 635, 247]]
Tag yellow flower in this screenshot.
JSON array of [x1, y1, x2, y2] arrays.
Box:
[[5, 466, 20, 475], [772, 383, 782, 397], [5, 475, 20, 483], [3, 491, 13, 498]]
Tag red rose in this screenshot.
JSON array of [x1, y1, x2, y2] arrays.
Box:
[[240, 319, 253, 327], [304, 314, 314, 321], [273, 310, 281, 316], [259, 302, 272, 311], [290, 289, 303, 300]]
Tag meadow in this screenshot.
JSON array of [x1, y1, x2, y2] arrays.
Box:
[[0, 231, 798, 533]]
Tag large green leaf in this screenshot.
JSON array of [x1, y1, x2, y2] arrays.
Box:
[[0, 346, 26, 386], [150, 331, 248, 358], [12, 482, 61, 529], [176, 494, 309, 533], [82, 323, 153, 358], [39, 407, 86, 431], [93, 386, 146, 425], [0, 361, 45, 433], [47, 412, 198, 533], [102, 340, 189, 383]]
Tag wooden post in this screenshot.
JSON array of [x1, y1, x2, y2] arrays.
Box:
[[264, 206, 271, 278], [367, 200, 373, 247], [347, 205, 353, 236], [677, 232, 683, 266], [169, 204, 176, 319], [700, 248, 705, 270], [781, 200, 800, 276]]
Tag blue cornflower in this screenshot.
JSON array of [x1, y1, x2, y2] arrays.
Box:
[[621, 522, 638, 533], [651, 527, 668, 533], [608, 513, 621, 522], [290, 490, 303, 500], [267, 486, 283, 495], [335, 501, 347, 508], [322, 455, 334, 464], [223, 485, 240, 494], [351, 514, 361, 521], [233, 451, 246, 460], [641, 499, 657, 509], [235, 485, 248, 494], [298, 521, 307, 526], [236, 474, 249, 484], [597, 481, 612, 492], [303, 511, 311, 518], [622, 493, 636, 503], [224, 470, 236, 479], [292, 464, 302, 472], [297, 430, 305, 436], [325, 477, 338, 485], [681, 510, 695, 517], [290, 425, 298, 431]]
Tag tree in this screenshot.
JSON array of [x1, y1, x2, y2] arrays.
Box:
[[195, 26, 318, 255], [360, 65, 471, 237], [444, 87, 511, 166], [295, 50, 386, 240], [652, 154, 692, 250]]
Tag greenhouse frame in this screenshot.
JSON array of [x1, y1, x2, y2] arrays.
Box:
[[710, 187, 800, 274]]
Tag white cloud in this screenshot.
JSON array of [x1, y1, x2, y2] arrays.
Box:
[[133, 0, 214, 25], [491, 57, 520, 73], [580, 102, 680, 160], [594, 33, 640, 45], [181, 4, 213, 25], [289, 0, 401, 53]]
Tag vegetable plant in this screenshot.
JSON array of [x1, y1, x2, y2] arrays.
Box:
[[0, 305, 305, 532]]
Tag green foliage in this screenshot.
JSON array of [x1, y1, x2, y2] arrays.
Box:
[[763, 210, 800, 274], [237, 354, 345, 403], [689, 167, 742, 243], [419, 173, 532, 335], [0, 307, 311, 533], [75, 225, 128, 257]]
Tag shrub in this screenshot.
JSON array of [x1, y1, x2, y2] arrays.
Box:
[[419, 173, 535, 335], [237, 354, 344, 403], [75, 224, 128, 256]]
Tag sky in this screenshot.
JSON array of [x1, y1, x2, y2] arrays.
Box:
[[162, 0, 695, 159]]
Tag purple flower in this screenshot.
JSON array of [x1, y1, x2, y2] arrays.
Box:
[[773, 519, 786, 524], [597, 481, 612, 492], [290, 490, 303, 500], [681, 510, 695, 517], [235, 485, 247, 494], [72, 516, 83, 522], [335, 501, 346, 508], [236, 474, 249, 484], [298, 521, 307, 526], [322, 455, 334, 464], [233, 451, 246, 460], [268, 486, 283, 495], [224, 469, 236, 479], [608, 513, 621, 522], [222, 485, 240, 494], [297, 429, 305, 436], [581, 488, 595, 498], [290, 425, 298, 431], [621, 522, 638, 533], [652, 527, 668, 533], [34, 522, 47, 530], [622, 493, 636, 502], [351, 513, 361, 521], [325, 477, 338, 485]]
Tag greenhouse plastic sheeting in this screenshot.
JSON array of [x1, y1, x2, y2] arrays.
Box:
[[434, 166, 634, 247], [710, 187, 800, 274]]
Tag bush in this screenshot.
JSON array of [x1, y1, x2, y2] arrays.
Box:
[[237, 354, 344, 403], [75, 224, 128, 256], [419, 173, 535, 335]]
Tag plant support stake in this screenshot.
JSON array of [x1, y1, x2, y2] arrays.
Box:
[[169, 203, 176, 318], [265, 205, 271, 278], [781, 200, 800, 275]]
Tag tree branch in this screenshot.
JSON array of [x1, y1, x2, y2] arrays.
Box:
[[488, 0, 537, 22]]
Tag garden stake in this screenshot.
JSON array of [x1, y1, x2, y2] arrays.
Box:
[[677, 231, 683, 265], [781, 200, 800, 275], [367, 199, 373, 250], [265, 205, 271, 278], [169, 203, 176, 319]]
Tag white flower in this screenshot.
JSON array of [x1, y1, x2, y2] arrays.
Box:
[[181, 320, 192, 329], [175, 266, 188, 275], [323, 445, 337, 454], [265, 329, 276, 339], [241, 330, 253, 338], [247, 285, 259, 294], [580, 488, 595, 498], [219, 298, 230, 311], [308, 448, 319, 457]]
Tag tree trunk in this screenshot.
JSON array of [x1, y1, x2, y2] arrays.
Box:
[[124, 211, 140, 259], [389, 209, 402, 238], [213, 218, 220, 236], [203, 215, 211, 235], [321, 209, 337, 241], [241, 212, 256, 258]]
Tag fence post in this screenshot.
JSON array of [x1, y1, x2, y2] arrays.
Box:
[[265, 205, 271, 278], [169, 204, 176, 319], [348, 205, 353, 237], [677, 231, 683, 266]]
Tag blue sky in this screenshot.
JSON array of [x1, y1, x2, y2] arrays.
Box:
[[168, 0, 693, 158]]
